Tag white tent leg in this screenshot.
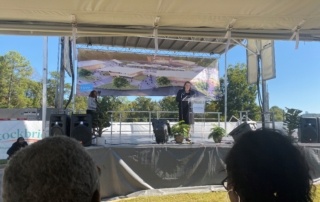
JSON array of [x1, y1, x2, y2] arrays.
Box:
[[42, 36, 48, 138], [224, 33, 230, 132]]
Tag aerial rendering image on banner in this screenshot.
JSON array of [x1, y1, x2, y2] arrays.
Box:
[[77, 49, 219, 97]]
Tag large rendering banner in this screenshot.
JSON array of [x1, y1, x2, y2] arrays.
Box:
[[77, 49, 219, 97]]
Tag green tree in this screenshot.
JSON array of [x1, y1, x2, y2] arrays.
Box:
[[78, 69, 92, 77], [0, 51, 33, 108], [93, 96, 123, 136], [111, 97, 132, 122], [270, 106, 284, 121], [129, 97, 160, 122], [72, 96, 87, 113], [46, 71, 71, 108], [113, 77, 129, 88], [213, 63, 260, 121], [158, 96, 178, 121], [25, 80, 42, 108], [205, 101, 221, 121], [99, 96, 123, 121], [283, 107, 302, 138], [157, 77, 171, 86]]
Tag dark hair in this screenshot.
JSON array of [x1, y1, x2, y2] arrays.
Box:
[[226, 129, 313, 202], [183, 81, 192, 90], [89, 90, 97, 98], [3, 136, 100, 202]]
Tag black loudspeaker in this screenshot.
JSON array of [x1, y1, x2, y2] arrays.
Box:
[[152, 119, 170, 144], [299, 117, 319, 143], [70, 114, 92, 147], [229, 121, 257, 142], [49, 114, 70, 136]]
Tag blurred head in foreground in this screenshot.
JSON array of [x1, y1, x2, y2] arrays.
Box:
[[224, 129, 313, 202], [2, 136, 100, 202]]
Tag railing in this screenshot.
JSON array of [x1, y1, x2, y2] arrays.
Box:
[[107, 110, 222, 136]]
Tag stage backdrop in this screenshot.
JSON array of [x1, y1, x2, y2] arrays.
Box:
[[77, 49, 219, 97]]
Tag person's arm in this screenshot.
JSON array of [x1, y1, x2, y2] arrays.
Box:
[[7, 143, 17, 156], [176, 89, 183, 102], [95, 98, 100, 109], [87, 97, 97, 109], [7, 146, 13, 156]]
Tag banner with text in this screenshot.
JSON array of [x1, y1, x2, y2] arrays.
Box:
[[0, 121, 42, 159]]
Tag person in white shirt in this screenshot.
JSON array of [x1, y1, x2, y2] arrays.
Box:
[[87, 90, 99, 128], [87, 90, 98, 111]]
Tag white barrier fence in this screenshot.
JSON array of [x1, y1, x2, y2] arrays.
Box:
[[0, 120, 285, 159]]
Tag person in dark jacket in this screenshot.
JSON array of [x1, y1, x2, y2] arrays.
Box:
[[176, 81, 195, 125], [175, 81, 195, 142], [7, 137, 28, 159]]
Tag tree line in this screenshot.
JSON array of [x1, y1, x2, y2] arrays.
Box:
[[0, 51, 286, 122]]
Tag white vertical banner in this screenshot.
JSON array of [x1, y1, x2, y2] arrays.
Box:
[[247, 39, 275, 83], [261, 40, 276, 80], [247, 39, 258, 84]]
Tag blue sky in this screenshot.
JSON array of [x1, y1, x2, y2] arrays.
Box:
[[0, 35, 319, 113]]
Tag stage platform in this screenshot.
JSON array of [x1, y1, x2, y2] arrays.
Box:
[[85, 137, 320, 200]]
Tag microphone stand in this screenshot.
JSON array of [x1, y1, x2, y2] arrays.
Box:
[[180, 91, 184, 121]]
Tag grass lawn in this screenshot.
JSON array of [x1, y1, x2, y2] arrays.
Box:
[[114, 185, 320, 202], [0, 159, 7, 165]]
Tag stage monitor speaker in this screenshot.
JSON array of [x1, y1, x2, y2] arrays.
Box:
[[299, 117, 319, 143], [229, 121, 257, 142], [70, 114, 92, 147], [49, 114, 70, 137], [152, 119, 170, 144]]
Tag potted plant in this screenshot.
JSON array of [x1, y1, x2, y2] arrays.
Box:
[[92, 97, 113, 145], [171, 120, 190, 143], [208, 125, 226, 143]]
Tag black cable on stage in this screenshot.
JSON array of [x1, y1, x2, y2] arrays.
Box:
[[64, 39, 75, 110], [256, 54, 263, 115]]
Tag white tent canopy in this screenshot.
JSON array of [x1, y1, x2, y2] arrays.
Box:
[[1, 0, 320, 41], [1, 0, 319, 136]]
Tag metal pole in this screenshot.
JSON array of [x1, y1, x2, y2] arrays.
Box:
[[72, 27, 77, 112], [59, 37, 65, 109], [224, 52, 228, 131], [262, 80, 269, 127], [54, 37, 62, 108], [42, 37, 48, 138]]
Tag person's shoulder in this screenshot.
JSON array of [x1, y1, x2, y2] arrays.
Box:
[[11, 142, 18, 146]]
